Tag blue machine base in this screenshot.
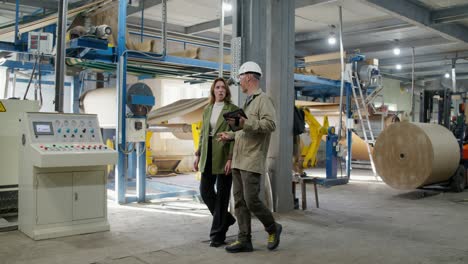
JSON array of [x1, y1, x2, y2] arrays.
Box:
[[315, 177, 349, 187], [107, 178, 199, 203]]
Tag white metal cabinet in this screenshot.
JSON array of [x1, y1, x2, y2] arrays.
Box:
[[73, 171, 105, 221], [36, 173, 73, 225], [35, 171, 105, 225]]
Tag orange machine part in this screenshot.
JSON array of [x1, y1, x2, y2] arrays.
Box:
[[463, 144, 468, 160]]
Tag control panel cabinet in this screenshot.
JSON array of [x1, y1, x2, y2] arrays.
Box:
[[19, 113, 117, 240]]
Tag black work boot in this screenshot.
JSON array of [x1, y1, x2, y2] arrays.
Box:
[[225, 240, 253, 253], [267, 223, 282, 250]]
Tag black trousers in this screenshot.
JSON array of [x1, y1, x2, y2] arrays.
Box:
[[200, 137, 235, 243]]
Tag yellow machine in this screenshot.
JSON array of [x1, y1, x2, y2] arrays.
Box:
[[192, 121, 203, 181], [301, 109, 329, 168], [146, 131, 158, 176]]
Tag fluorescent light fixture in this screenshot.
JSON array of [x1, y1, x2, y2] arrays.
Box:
[[395, 64, 402, 70], [393, 47, 401, 56], [223, 3, 232, 12], [328, 33, 337, 45], [444, 72, 450, 78], [0, 57, 5, 65]]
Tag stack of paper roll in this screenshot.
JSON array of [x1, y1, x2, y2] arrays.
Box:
[[373, 122, 459, 189]]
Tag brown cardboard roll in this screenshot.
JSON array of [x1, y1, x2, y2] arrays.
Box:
[[373, 122, 459, 189]]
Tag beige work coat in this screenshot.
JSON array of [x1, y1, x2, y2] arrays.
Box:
[[230, 88, 276, 174]]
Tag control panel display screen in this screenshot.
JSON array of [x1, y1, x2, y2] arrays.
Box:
[[33, 122, 54, 136]]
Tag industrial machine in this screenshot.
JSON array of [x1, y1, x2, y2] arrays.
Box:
[[122, 82, 155, 203], [0, 99, 39, 220], [18, 113, 117, 240], [422, 90, 468, 191]]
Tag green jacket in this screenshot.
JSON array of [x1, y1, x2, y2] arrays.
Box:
[[196, 102, 238, 174], [229, 89, 276, 174]]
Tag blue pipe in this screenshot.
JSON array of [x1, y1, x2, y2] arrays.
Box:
[[140, 1, 144, 43], [128, 149, 136, 179], [14, 0, 19, 45], [136, 142, 146, 203], [346, 84, 352, 178], [116, 0, 128, 204]]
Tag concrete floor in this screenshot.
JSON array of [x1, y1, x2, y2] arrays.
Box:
[[2, 174, 468, 264]]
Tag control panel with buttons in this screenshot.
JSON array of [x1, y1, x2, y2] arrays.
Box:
[[28, 113, 102, 145], [21, 113, 117, 167]]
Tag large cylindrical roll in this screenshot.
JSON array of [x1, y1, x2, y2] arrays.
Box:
[[81, 88, 117, 128], [373, 122, 460, 189]]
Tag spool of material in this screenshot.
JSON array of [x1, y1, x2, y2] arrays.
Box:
[[81, 88, 117, 128], [373, 122, 459, 189]]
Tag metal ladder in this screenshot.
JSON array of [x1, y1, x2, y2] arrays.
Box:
[[346, 64, 376, 175]]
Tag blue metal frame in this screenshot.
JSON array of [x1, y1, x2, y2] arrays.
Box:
[[131, 94, 155, 106], [14, 0, 19, 45], [136, 142, 146, 203], [69, 37, 109, 50], [126, 52, 231, 72], [0, 41, 27, 52], [1, 60, 54, 73], [346, 84, 352, 178], [294, 73, 352, 98], [116, 0, 128, 204]]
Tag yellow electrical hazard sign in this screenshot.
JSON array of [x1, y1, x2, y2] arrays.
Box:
[[0, 102, 6, 112]]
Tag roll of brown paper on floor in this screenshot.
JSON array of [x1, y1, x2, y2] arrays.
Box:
[[373, 122, 459, 189], [338, 132, 373, 161]]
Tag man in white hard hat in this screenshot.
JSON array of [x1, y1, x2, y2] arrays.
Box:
[[218, 61, 282, 253]]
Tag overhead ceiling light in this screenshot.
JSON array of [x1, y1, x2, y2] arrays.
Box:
[[393, 39, 401, 56], [328, 33, 337, 45], [222, 3, 232, 12], [327, 25, 337, 46], [395, 64, 402, 70], [444, 72, 450, 78], [0, 57, 6, 65]]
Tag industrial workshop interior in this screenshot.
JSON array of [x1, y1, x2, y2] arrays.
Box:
[[2, 0, 468, 263]]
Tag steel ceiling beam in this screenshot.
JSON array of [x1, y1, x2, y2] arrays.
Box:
[[295, 0, 337, 9], [348, 37, 450, 54], [186, 16, 233, 34], [380, 50, 468, 66], [365, 0, 468, 43], [127, 0, 163, 16], [185, 0, 337, 35], [127, 16, 186, 34], [298, 37, 451, 60], [296, 17, 412, 43], [2, 0, 57, 9], [127, 22, 231, 45], [383, 63, 468, 75], [432, 4, 468, 24]]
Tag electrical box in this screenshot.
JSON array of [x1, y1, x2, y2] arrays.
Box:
[[126, 118, 146, 142], [28, 32, 54, 54]]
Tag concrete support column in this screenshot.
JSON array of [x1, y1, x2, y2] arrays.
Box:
[[265, 0, 295, 212], [238, 0, 267, 104], [237, 0, 294, 212]]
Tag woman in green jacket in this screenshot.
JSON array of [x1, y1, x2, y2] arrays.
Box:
[[194, 77, 238, 247]]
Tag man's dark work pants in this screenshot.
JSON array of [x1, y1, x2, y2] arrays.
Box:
[[232, 168, 276, 243]]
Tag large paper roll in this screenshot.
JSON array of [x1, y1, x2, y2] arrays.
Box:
[[373, 122, 459, 189], [81, 88, 117, 128]]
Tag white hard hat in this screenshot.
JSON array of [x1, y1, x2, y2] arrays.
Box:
[[238, 61, 262, 77]]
